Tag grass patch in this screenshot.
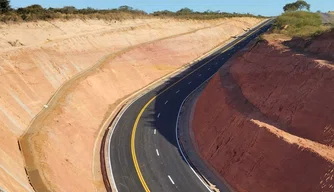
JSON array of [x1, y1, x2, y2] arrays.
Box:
[[272, 11, 330, 37]]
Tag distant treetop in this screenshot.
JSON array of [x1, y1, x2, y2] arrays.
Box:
[[283, 0, 311, 12]]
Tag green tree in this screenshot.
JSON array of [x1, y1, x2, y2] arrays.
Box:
[[17, 4, 44, 14], [296, 0, 310, 11], [0, 0, 11, 13], [176, 8, 193, 15], [61, 6, 77, 14], [152, 10, 174, 17], [118, 5, 133, 11], [283, 0, 310, 12]]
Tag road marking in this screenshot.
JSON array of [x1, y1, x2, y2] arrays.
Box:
[[198, 74, 202, 77], [129, 19, 272, 192], [157, 113, 160, 118], [156, 149, 160, 156], [154, 129, 156, 135], [131, 96, 154, 192], [164, 100, 168, 104], [188, 81, 192, 84], [208, 68, 211, 70], [168, 175, 175, 185], [176, 90, 180, 94]]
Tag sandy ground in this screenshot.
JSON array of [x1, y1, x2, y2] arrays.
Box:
[[0, 17, 262, 192], [192, 34, 334, 192]]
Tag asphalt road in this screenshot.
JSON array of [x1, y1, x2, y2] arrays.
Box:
[[109, 19, 273, 192], [321, 13, 334, 24]]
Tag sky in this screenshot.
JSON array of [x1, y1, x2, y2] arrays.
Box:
[[10, 0, 334, 16]]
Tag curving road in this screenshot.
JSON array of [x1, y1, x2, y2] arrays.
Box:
[[109, 19, 273, 192]]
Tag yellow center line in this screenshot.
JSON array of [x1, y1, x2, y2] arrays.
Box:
[[130, 19, 272, 192]]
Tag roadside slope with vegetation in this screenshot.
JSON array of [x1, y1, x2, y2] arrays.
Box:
[[0, 0, 265, 22], [273, 11, 331, 37], [272, 0, 332, 37]]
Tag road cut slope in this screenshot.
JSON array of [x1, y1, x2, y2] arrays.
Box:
[[192, 34, 334, 192], [0, 17, 262, 192]]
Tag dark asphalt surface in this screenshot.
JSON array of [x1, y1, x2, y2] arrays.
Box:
[[109, 19, 273, 192], [321, 13, 334, 24]]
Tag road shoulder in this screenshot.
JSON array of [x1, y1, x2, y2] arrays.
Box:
[[177, 82, 234, 192]]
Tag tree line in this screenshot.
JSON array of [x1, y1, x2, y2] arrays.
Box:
[[0, 0, 264, 22]]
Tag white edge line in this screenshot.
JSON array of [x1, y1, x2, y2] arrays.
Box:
[[173, 18, 274, 191], [174, 20, 272, 192], [106, 21, 239, 192], [107, 97, 139, 192], [107, 45, 214, 192], [108, 18, 272, 192], [168, 175, 175, 185], [175, 68, 217, 192]]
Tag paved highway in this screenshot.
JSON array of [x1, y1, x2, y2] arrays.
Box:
[[109, 19, 273, 192], [321, 13, 334, 24]]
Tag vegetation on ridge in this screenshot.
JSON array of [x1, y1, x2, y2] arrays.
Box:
[[0, 1, 265, 23], [272, 1, 332, 37], [273, 11, 329, 37]]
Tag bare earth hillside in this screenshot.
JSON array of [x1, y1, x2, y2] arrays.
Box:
[[0, 17, 262, 192], [192, 33, 334, 192]]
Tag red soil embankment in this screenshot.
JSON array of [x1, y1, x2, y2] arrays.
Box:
[[192, 36, 334, 192], [231, 38, 334, 146], [285, 29, 334, 60]]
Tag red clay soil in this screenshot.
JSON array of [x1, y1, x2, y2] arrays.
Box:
[[231, 39, 334, 147], [192, 36, 334, 192], [285, 29, 334, 60]]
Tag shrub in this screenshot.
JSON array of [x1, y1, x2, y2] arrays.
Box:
[[0, 0, 10, 13], [0, 4, 265, 23], [153, 8, 266, 20], [273, 11, 329, 37]]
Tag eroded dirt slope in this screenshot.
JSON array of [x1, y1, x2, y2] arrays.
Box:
[[0, 17, 262, 192], [284, 28, 334, 60], [192, 33, 334, 192]]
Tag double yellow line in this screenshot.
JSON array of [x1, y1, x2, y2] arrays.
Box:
[[130, 19, 271, 192]]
